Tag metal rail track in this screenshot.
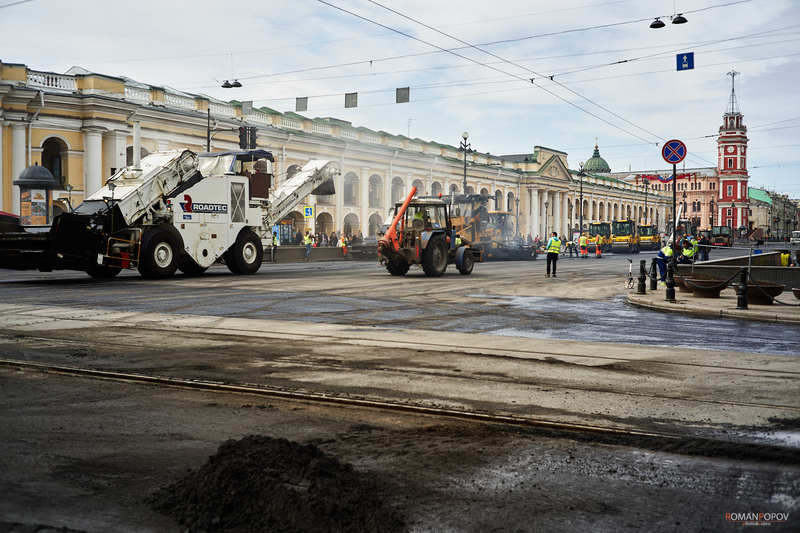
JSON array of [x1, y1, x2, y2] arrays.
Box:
[[0, 357, 686, 442]]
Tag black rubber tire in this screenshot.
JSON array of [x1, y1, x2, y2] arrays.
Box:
[[421, 235, 447, 277], [138, 228, 179, 279], [226, 230, 263, 275], [386, 257, 409, 276], [178, 258, 208, 276], [85, 263, 121, 279], [458, 251, 474, 275]]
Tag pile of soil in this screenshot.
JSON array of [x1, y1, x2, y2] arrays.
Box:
[[150, 435, 404, 532]]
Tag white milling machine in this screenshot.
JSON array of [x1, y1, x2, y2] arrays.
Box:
[[0, 149, 338, 278]]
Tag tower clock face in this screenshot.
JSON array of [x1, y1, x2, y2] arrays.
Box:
[[725, 146, 735, 154]]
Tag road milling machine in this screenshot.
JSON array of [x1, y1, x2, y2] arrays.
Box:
[[0, 149, 338, 278]]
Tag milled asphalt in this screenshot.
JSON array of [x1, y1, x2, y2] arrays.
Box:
[[0, 250, 798, 445]]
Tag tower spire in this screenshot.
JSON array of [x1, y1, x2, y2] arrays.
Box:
[[726, 69, 740, 114]]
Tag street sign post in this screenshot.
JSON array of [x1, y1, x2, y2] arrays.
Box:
[[677, 52, 694, 71], [662, 139, 688, 251]]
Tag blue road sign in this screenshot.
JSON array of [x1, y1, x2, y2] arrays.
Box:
[[662, 139, 687, 164], [677, 52, 694, 71]]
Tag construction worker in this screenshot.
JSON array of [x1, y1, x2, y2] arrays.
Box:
[[579, 233, 588, 258], [595, 236, 603, 258], [655, 242, 674, 283], [455, 234, 462, 247], [545, 231, 561, 278], [690, 235, 699, 259], [303, 230, 313, 261], [678, 239, 695, 264]]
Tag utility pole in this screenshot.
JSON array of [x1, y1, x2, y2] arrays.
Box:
[[206, 109, 211, 152], [578, 162, 585, 235]]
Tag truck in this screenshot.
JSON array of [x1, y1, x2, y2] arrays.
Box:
[[588, 221, 611, 252], [710, 225, 733, 247], [377, 186, 482, 276], [611, 219, 640, 253], [637, 224, 660, 250], [0, 149, 338, 278]]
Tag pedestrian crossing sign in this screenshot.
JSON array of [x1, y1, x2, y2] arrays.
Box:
[[303, 206, 314, 218]]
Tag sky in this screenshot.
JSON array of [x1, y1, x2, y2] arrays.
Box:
[[1, 0, 798, 195]]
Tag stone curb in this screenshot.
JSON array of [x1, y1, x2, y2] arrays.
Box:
[[627, 292, 800, 325]]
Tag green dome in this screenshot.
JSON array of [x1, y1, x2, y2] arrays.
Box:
[[584, 144, 610, 173]]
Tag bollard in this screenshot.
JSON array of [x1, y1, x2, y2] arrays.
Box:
[[735, 268, 748, 310], [649, 258, 658, 291], [665, 258, 676, 302], [637, 259, 647, 294]]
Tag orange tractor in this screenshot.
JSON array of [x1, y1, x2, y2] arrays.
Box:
[[377, 187, 483, 276]]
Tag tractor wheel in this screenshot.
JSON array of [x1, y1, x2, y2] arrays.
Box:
[[226, 230, 263, 275], [86, 263, 121, 279], [386, 257, 409, 276], [458, 251, 474, 275], [421, 235, 447, 277], [178, 257, 208, 276], [138, 228, 179, 279]]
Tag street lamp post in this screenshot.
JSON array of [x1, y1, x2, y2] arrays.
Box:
[[643, 177, 649, 225], [459, 132, 470, 195], [709, 199, 715, 228], [544, 201, 549, 238], [578, 162, 585, 235]]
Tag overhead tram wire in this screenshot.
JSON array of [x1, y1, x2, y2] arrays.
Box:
[[179, 1, 753, 89], [362, 0, 765, 169], [316, 0, 657, 145], [0, 0, 36, 8]]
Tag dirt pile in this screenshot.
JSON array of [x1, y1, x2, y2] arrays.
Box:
[[150, 435, 404, 533]]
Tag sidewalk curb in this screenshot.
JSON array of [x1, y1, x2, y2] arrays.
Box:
[[627, 293, 800, 325]]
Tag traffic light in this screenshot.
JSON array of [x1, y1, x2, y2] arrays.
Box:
[[249, 126, 257, 149], [238, 127, 247, 149]]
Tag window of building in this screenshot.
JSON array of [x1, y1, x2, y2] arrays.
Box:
[[727, 208, 732, 217], [726, 185, 733, 196], [710, 182, 715, 190], [41, 137, 68, 187], [727, 158, 734, 169]]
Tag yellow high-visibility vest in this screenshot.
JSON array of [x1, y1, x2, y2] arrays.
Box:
[[546, 238, 562, 254]]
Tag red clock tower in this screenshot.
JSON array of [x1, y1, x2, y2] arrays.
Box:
[[717, 70, 749, 231]]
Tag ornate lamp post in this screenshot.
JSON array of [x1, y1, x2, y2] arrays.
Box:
[[459, 131, 471, 195], [544, 200, 549, 237], [709, 199, 715, 228], [578, 161, 585, 235]]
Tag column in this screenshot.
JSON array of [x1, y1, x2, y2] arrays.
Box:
[[360, 167, 369, 237], [82, 128, 103, 196], [529, 188, 539, 238], [562, 192, 569, 235], [132, 121, 142, 167], [553, 192, 562, 236], [11, 123, 26, 215], [103, 130, 127, 178], [540, 190, 548, 238], [0, 119, 4, 211], [335, 164, 344, 233]]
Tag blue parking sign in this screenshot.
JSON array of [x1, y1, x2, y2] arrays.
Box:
[[677, 52, 694, 71]]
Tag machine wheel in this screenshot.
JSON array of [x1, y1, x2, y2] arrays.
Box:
[[421, 235, 447, 277], [178, 257, 208, 276], [138, 228, 179, 279], [86, 263, 121, 279], [458, 252, 474, 275], [226, 230, 263, 275], [386, 257, 409, 276]]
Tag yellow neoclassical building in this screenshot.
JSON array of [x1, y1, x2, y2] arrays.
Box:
[[0, 60, 669, 238]]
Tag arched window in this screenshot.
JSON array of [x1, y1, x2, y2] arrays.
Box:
[[368, 213, 383, 237], [411, 179, 425, 196], [315, 212, 333, 236], [494, 190, 502, 210], [391, 177, 405, 204], [343, 213, 360, 237], [126, 146, 150, 166], [368, 175, 382, 208], [480, 188, 489, 197], [41, 137, 68, 187], [431, 181, 442, 197], [465, 185, 474, 195], [507, 192, 515, 212], [343, 172, 359, 206], [449, 184, 459, 195]]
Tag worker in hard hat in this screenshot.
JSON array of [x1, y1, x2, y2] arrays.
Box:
[[579, 232, 588, 258], [655, 241, 674, 284]]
